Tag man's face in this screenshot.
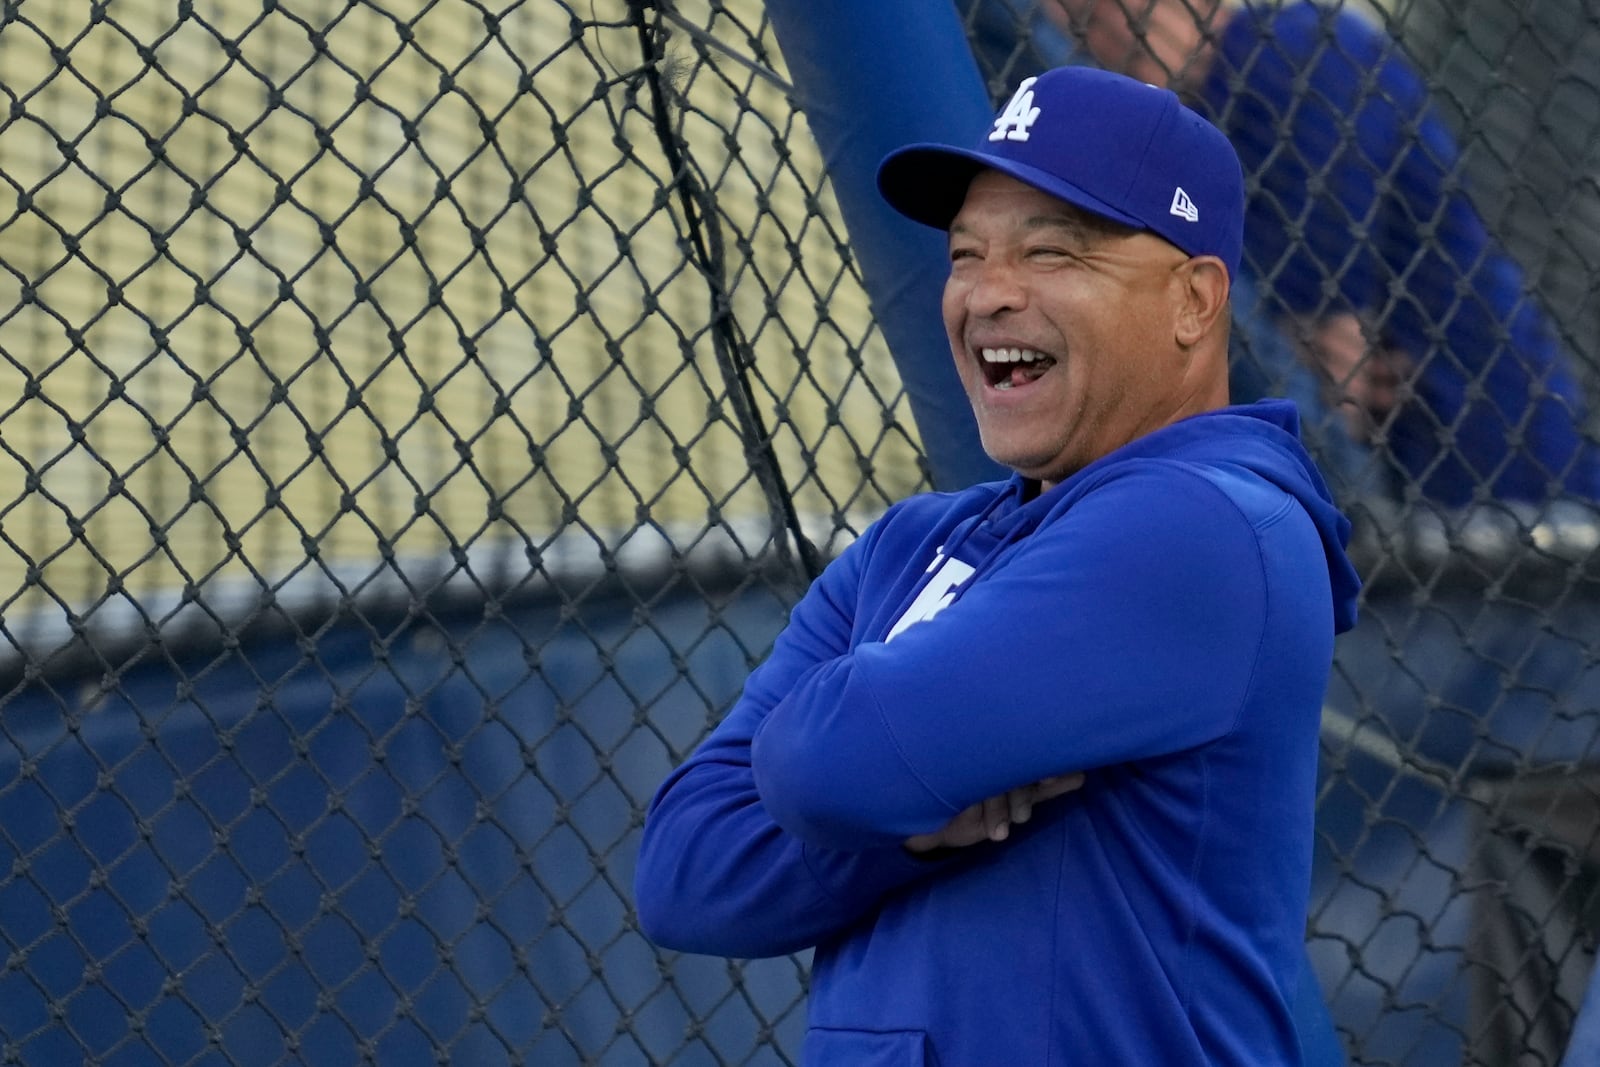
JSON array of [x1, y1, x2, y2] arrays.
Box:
[[942, 171, 1192, 489], [1051, 0, 1216, 89]]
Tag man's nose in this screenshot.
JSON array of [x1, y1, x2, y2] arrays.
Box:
[[965, 260, 1028, 317]]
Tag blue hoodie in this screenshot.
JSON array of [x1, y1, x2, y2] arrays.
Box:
[[636, 400, 1362, 1065]]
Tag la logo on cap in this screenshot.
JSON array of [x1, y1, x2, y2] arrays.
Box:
[[1170, 187, 1199, 222], [990, 77, 1040, 142]]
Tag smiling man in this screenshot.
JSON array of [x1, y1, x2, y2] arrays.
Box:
[[635, 66, 1362, 1065], [945, 174, 1221, 485]]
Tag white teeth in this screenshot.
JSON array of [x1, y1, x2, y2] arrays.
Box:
[[980, 347, 1046, 363]]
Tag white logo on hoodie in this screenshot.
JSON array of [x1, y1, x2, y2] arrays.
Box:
[[886, 554, 976, 642]]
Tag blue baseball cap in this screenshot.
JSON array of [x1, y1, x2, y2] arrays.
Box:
[[877, 66, 1245, 280]]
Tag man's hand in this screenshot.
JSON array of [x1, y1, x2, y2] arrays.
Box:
[[1291, 312, 1410, 443], [904, 773, 1086, 854]]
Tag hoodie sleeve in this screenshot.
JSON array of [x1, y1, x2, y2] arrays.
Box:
[[750, 464, 1284, 850], [633, 518, 953, 959]]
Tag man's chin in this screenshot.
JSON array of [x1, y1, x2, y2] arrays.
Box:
[[980, 445, 1057, 482]]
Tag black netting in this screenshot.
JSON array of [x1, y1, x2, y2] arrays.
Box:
[[0, 1, 1598, 1064]]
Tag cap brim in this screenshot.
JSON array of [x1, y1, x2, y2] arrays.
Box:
[[877, 143, 1147, 234]]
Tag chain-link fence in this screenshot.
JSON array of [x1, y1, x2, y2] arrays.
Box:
[[1, 1, 1598, 1064]]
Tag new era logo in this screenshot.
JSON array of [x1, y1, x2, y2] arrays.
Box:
[[1169, 187, 1199, 222]]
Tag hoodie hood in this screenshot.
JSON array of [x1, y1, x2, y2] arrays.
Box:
[[1080, 398, 1362, 633], [962, 399, 1361, 635], [892, 398, 1361, 639]]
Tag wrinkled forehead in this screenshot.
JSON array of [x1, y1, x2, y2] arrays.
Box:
[[951, 170, 1140, 240]]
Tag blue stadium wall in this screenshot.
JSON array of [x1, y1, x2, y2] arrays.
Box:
[[0, 588, 809, 1065]]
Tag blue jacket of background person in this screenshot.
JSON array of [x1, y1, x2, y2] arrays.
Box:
[[635, 400, 1363, 1066], [1202, 2, 1600, 507]]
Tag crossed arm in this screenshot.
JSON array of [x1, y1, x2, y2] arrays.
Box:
[[634, 470, 1263, 955]]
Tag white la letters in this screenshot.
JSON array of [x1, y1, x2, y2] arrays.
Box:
[[990, 77, 1041, 142]]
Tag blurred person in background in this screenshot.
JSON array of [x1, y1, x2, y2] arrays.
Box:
[[1047, 0, 1600, 508]]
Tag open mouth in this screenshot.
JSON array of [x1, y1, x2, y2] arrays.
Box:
[[980, 347, 1057, 390]]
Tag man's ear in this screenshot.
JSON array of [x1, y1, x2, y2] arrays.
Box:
[[1174, 256, 1230, 348]]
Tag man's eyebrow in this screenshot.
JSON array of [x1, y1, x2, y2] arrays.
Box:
[[1023, 213, 1093, 240]]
